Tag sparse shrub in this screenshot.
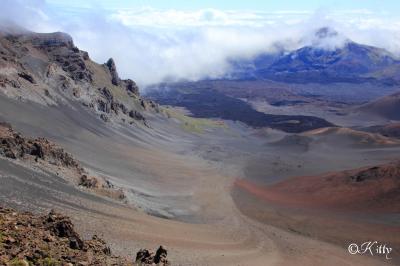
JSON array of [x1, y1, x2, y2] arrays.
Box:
[[38, 257, 60, 266]]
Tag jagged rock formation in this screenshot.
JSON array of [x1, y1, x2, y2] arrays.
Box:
[[135, 246, 169, 265], [0, 122, 81, 169], [0, 207, 171, 265], [0, 29, 160, 127], [124, 79, 139, 96], [0, 122, 126, 201], [0, 207, 130, 265], [105, 58, 120, 86]]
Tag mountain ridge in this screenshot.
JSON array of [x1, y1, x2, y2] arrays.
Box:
[[0, 29, 160, 127], [227, 27, 400, 85]]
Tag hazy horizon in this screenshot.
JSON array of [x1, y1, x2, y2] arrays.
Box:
[[1, 0, 400, 87]]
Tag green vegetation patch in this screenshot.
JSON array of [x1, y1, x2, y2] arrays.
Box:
[[38, 257, 61, 266], [166, 108, 226, 134]]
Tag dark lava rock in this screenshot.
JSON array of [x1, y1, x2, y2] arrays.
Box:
[[129, 110, 145, 121], [135, 246, 170, 265], [105, 58, 120, 86], [350, 166, 380, 182], [135, 249, 152, 264], [18, 72, 35, 84], [31, 142, 45, 159], [100, 113, 109, 122], [100, 87, 114, 102], [79, 175, 98, 188], [154, 246, 168, 264], [124, 79, 139, 96]]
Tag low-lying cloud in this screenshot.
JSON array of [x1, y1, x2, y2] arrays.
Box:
[[1, 1, 400, 88]]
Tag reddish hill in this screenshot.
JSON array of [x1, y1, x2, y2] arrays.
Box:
[[363, 122, 400, 139], [359, 91, 400, 120], [235, 161, 400, 212]]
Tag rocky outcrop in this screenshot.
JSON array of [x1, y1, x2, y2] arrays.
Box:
[[45, 210, 84, 250], [0, 207, 171, 265], [79, 174, 99, 188], [135, 246, 169, 265], [104, 58, 141, 97], [95, 87, 148, 124], [0, 123, 80, 169], [0, 207, 129, 265], [105, 58, 120, 86], [27, 32, 74, 49], [51, 50, 93, 83], [17, 72, 35, 84], [18, 32, 94, 83], [97, 87, 114, 113], [123, 79, 139, 96], [0, 29, 161, 127], [129, 110, 145, 121], [349, 162, 400, 183], [0, 122, 127, 201]]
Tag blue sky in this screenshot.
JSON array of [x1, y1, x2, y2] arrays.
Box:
[[46, 0, 400, 15], [2, 0, 400, 86]]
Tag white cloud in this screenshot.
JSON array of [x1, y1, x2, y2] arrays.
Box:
[[110, 8, 313, 28], [1, 1, 400, 88]]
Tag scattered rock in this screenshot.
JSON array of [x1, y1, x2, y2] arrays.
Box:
[[129, 110, 145, 122], [79, 175, 99, 188], [100, 113, 109, 122], [72, 87, 81, 98], [135, 249, 153, 264]]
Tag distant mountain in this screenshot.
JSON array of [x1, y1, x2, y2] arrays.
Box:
[[229, 27, 400, 85]]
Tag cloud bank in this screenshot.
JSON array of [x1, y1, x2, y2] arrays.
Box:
[[1, 1, 400, 88]]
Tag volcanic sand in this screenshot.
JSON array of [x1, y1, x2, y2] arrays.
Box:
[[0, 95, 398, 265]]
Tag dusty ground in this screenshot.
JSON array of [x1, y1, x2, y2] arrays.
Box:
[[0, 94, 399, 265]]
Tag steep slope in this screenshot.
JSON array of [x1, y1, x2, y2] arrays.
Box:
[[0, 30, 159, 126], [0, 122, 126, 200]]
